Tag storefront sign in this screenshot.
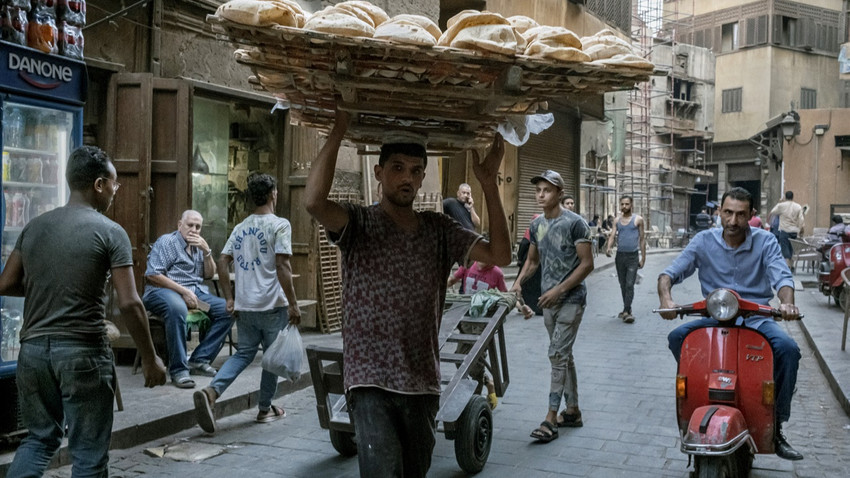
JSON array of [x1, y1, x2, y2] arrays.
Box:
[[0, 41, 86, 105]]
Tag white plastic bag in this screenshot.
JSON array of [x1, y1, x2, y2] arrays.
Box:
[[261, 324, 303, 381], [496, 113, 555, 146]]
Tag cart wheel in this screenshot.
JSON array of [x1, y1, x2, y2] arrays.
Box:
[[454, 395, 492, 474], [329, 429, 357, 457]]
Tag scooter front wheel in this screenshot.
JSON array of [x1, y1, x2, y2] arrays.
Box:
[[833, 286, 846, 311], [694, 455, 739, 478]]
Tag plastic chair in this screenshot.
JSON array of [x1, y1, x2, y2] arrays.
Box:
[[789, 238, 820, 274]]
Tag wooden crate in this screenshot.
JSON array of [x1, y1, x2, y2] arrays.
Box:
[[207, 15, 654, 152]]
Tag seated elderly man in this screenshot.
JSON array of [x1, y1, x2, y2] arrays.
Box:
[[143, 210, 233, 388]]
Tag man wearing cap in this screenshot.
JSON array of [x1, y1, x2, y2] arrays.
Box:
[[305, 112, 511, 477], [511, 170, 594, 443], [443, 183, 480, 231]]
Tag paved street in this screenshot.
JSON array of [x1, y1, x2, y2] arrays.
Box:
[[41, 253, 850, 477]]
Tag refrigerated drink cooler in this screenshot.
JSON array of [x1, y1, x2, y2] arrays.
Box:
[[0, 40, 85, 442]]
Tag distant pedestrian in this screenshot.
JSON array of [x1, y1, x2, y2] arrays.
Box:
[[194, 173, 300, 434], [511, 170, 594, 443], [748, 209, 763, 229], [0, 146, 167, 477], [605, 196, 646, 323], [769, 191, 805, 270], [560, 194, 575, 211], [516, 214, 543, 316], [443, 182, 480, 231], [694, 207, 712, 233]]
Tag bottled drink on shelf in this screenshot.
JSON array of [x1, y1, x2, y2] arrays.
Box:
[[3, 107, 24, 148], [28, 156, 43, 183]]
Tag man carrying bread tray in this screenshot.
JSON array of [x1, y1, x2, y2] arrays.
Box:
[[305, 111, 511, 477]]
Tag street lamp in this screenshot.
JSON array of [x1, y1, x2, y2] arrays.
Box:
[[780, 113, 798, 141]]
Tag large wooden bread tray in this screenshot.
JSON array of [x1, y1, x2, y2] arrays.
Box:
[[208, 15, 654, 152]]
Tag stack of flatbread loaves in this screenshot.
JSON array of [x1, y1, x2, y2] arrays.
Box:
[[303, 1, 389, 37], [582, 29, 654, 69], [373, 14, 442, 46], [438, 10, 527, 55], [216, 0, 306, 27], [522, 25, 591, 63]]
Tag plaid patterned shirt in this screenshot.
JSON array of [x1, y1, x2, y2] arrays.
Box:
[[143, 230, 209, 298]]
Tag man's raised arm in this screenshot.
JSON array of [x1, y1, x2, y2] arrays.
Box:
[[468, 134, 511, 267], [305, 111, 351, 234]]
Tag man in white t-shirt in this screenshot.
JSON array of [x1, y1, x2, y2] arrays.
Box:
[[193, 173, 301, 433]]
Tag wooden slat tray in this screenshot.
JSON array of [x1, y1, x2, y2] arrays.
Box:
[[207, 15, 654, 151]]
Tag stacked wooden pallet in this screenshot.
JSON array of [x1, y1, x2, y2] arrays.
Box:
[[207, 15, 653, 152]]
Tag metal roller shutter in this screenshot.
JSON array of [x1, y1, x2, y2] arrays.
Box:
[[516, 111, 580, 242]]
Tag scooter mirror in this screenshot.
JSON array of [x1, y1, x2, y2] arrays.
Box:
[[706, 288, 739, 322]]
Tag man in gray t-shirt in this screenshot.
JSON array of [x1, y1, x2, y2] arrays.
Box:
[[0, 146, 166, 477], [511, 170, 594, 443]]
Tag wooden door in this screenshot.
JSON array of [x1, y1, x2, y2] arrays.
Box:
[[105, 73, 190, 293]]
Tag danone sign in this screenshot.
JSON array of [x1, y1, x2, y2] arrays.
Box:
[[0, 41, 86, 104]]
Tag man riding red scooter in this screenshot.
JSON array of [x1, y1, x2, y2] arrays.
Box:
[[657, 188, 804, 468]]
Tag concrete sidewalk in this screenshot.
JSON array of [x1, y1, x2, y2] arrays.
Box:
[[2, 246, 848, 475]]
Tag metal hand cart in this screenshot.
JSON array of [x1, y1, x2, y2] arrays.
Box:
[[306, 301, 511, 474]]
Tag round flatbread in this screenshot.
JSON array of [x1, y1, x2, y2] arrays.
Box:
[[522, 25, 581, 49], [216, 0, 301, 27], [374, 19, 437, 46], [593, 53, 654, 69], [438, 11, 509, 47], [507, 15, 539, 34], [581, 33, 633, 51], [390, 14, 441, 41], [446, 9, 480, 30], [304, 8, 375, 37], [525, 41, 591, 63], [584, 42, 632, 60], [451, 23, 522, 55], [336, 1, 389, 28], [334, 3, 375, 27]]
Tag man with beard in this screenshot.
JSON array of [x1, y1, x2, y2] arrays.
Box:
[[605, 196, 646, 323], [304, 112, 511, 477], [658, 187, 803, 461], [442, 182, 480, 231]]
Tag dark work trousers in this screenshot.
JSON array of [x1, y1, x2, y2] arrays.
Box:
[[615, 251, 640, 313], [349, 387, 440, 478]]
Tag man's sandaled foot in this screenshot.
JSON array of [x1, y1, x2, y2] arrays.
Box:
[[193, 387, 217, 433], [172, 375, 196, 389], [557, 409, 583, 427], [256, 405, 286, 423], [530, 421, 558, 443]]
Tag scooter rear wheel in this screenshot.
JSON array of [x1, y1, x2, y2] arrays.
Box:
[[833, 286, 846, 311]]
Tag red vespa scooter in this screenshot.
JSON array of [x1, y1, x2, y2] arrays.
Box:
[[655, 288, 798, 478], [818, 238, 850, 310]]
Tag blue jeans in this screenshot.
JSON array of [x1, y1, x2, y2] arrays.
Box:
[[615, 251, 640, 313], [544, 302, 585, 412], [9, 336, 115, 478], [143, 288, 233, 378], [210, 307, 286, 411], [668, 317, 801, 422], [348, 387, 439, 478]]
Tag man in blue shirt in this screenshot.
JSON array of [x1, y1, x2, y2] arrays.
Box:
[[144, 210, 233, 388], [657, 187, 803, 461]]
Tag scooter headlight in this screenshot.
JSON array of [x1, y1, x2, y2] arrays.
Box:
[[706, 289, 739, 322]]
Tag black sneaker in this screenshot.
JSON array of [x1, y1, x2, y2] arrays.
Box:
[[775, 428, 803, 461]]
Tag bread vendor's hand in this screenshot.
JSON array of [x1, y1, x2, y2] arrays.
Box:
[[471, 133, 504, 186]]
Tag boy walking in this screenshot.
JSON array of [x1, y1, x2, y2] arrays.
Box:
[[511, 170, 594, 443]]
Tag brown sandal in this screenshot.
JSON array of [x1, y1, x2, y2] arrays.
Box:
[[256, 405, 286, 423]]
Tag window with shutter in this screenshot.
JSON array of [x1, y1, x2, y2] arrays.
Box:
[[722, 88, 742, 113], [800, 88, 817, 109], [756, 15, 768, 44], [745, 18, 756, 46]]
